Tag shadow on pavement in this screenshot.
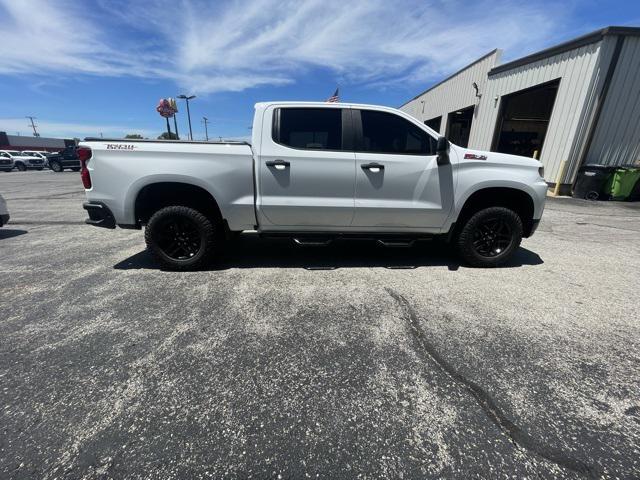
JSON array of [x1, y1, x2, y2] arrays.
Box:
[[114, 234, 543, 271], [0, 228, 28, 240]]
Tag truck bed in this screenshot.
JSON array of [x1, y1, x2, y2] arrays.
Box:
[[81, 138, 257, 231]]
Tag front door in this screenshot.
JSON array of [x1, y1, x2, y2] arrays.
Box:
[[352, 109, 454, 229], [257, 106, 356, 228]]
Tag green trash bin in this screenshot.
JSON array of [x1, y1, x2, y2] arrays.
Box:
[[605, 167, 640, 200]]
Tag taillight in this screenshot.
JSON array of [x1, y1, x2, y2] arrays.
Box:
[[77, 146, 92, 189]]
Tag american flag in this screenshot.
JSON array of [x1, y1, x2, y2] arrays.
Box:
[[326, 88, 339, 103]]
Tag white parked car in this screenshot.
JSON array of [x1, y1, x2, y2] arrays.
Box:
[[0, 193, 9, 227], [81, 101, 547, 269], [0, 151, 15, 172]]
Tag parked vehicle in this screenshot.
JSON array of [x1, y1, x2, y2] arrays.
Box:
[[81, 102, 547, 269], [8, 151, 46, 171], [0, 151, 15, 172], [47, 146, 80, 172], [22, 151, 50, 168], [1, 150, 45, 171], [0, 193, 9, 227]]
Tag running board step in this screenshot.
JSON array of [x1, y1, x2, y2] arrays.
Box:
[[376, 239, 416, 248], [293, 237, 333, 246]]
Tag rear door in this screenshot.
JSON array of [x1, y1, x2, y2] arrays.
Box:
[[256, 106, 356, 228], [352, 109, 454, 229]]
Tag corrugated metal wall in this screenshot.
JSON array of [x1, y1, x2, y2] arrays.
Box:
[[470, 41, 605, 182], [586, 35, 640, 167], [400, 50, 502, 135]]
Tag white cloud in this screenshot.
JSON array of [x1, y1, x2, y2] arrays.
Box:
[[0, 0, 571, 94], [0, 118, 154, 139]]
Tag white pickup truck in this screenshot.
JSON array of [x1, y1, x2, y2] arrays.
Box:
[[80, 102, 547, 269]]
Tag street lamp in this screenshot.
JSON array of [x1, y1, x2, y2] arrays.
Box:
[[177, 94, 196, 140], [202, 116, 210, 141]]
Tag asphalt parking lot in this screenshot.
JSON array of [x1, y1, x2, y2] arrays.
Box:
[[1, 171, 639, 479]]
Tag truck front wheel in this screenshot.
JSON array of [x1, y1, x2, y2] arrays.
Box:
[[145, 205, 220, 270], [456, 206, 523, 268]]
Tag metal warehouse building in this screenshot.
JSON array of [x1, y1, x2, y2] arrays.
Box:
[[0, 132, 70, 152], [401, 26, 640, 192]]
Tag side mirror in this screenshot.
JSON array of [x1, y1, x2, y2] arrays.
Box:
[[436, 136, 450, 166]]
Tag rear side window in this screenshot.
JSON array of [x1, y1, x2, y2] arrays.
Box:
[[274, 108, 342, 150], [358, 110, 436, 155]]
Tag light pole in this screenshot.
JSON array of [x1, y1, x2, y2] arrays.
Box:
[[177, 94, 196, 140], [173, 113, 179, 140], [26, 116, 40, 136], [202, 116, 210, 141]]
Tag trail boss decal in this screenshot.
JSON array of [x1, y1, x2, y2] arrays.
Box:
[[106, 144, 136, 150], [464, 153, 487, 160]]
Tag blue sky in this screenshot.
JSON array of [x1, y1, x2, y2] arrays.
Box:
[[1, 0, 639, 140]]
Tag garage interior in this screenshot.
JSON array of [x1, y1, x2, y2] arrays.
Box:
[[424, 115, 442, 133], [492, 80, 560, 159], [446, 106, 474, 147]]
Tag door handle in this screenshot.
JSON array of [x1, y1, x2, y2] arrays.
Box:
[[266, 159, 290, 170], [361, 162, 384, 172]]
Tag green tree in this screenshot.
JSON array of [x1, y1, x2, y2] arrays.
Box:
[[125, 134, 144, 139], [157, 132, 178, 140]]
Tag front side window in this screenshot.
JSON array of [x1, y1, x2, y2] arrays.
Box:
[[274, 108, 342, 150], [359, 110, 435, 155]]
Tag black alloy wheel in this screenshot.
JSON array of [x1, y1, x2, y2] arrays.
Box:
[[472, 217, 513, 257], [155, 215, 202, 260]]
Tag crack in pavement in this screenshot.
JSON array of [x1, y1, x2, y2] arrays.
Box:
[[385, 287, 599, 479]]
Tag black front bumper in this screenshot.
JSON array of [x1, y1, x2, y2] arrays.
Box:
[[83, 202, 116, 229]]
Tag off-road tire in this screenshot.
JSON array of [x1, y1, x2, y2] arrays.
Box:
[[456, 206, 523, 268], [145, 205, 220, 271]]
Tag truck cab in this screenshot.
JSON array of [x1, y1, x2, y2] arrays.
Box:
[[47, 146, 81, 172]]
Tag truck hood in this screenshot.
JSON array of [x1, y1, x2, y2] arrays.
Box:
[[460, 147, 542, 168]]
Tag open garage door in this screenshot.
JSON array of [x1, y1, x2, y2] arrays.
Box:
[[446, 106, 474, 147], [424, 115, 442, 134], [493, 80, 560, 158]]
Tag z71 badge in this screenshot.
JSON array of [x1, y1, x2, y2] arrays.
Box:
[[464, 153, 487, 160]]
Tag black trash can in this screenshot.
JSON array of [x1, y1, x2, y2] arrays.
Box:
[[573, 165, 616, 200]]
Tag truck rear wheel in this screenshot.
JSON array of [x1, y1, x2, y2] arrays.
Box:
[[456, 206, 522, 267], [145, 205, 220, 270]]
